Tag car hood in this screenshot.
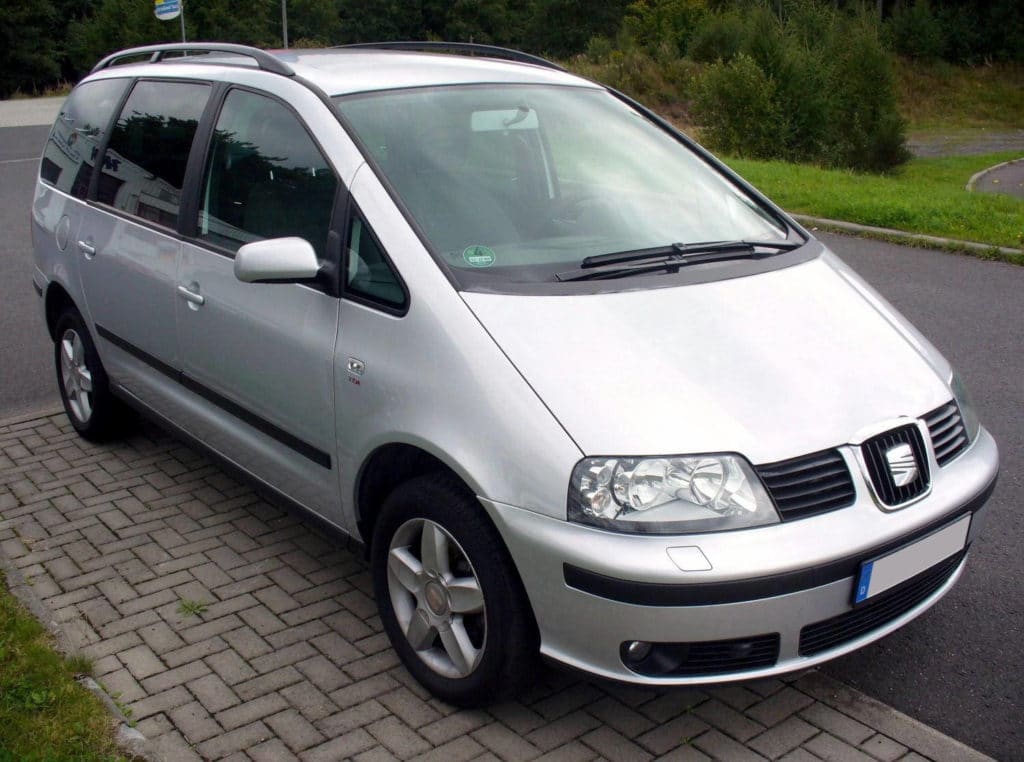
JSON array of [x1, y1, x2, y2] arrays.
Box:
[[461, 248, 953, 464]]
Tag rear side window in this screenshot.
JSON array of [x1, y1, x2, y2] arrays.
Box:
[[40, 78, 129, 198], [197, 88, 337, 258], [102, 80, 211, 229]]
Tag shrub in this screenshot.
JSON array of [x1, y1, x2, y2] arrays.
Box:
[[695, 53, 782, 158], [686, 10, 745, 63], [621, 0, 708, 57], [888, 0, 946, 61], [691, 4, 908, 172], [827, 20, 911, 171], [571, 46, 700, 110]]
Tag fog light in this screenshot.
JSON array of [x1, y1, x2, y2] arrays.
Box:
[[625, 640, 652, 662]]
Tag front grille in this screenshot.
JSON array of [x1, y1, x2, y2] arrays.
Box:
[[861, 425, 930, 506], [925, 401, 969, 466], [756, 449, 856, 521], [623, 634, 780, 677], [799, 550, 964, 656]]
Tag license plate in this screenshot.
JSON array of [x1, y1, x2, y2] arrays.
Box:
[[854, 515, 971, 604]]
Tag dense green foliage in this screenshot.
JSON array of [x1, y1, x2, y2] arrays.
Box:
[[3, 0, 1020, 173], [4, 0, 1021, 100]]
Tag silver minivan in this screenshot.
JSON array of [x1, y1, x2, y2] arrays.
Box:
[[32, 42, 999, 706]]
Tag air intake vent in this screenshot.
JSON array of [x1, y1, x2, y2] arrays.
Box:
[[861, 425, 930, 507], [756, 449, 856, 521], [623, 634, 780, 677], [924, 401, 969, 467], [799, 550, 963, 656]]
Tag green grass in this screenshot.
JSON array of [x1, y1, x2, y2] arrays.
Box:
[[0, 574, 128, 762], [725, 152, 1024, 252], [176, 598, 208, 618]]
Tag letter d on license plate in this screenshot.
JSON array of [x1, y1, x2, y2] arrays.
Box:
[[854, 515, 971, 604]]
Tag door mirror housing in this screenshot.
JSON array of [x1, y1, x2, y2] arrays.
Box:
[[234, 237, 321, 284]]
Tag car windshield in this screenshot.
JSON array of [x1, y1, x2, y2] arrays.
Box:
[[334, 84, 789, 285]]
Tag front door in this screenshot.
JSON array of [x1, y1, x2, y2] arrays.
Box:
[[175, 87, 342, 519]]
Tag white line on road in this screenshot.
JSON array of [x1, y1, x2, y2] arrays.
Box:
[[0, 157, 38, 165]]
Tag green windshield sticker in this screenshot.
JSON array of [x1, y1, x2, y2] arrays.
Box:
[[463, 245, 496, 268]]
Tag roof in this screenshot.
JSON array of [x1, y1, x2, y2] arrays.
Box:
[[274, 49, 597, 96]]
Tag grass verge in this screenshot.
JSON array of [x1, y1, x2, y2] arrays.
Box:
[[898, 61, 1024, 131], [0, 572, 128, 762], [725, 152, 1024, 253]]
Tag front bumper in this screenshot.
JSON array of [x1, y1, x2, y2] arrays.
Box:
[[482, 428, 999, 684]]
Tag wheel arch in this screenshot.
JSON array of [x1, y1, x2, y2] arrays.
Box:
[[44, 281, 79, 340], [355, 442, 468, 548]]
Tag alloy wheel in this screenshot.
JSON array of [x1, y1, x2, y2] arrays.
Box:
[[386, 518, 487, 679], [60, 328, 94, 425]]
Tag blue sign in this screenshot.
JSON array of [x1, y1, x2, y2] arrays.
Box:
[[154, 0, 181, 21]]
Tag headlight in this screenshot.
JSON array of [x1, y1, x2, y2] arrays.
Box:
[[568, 454, 779, 534], [950, 371, 981, 444]]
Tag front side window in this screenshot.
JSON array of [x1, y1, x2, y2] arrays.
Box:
[[40, 78, 129, 198], [103, 80, 211, 228], [336, 85, 791, 289], [197, 89, 338, 258], [345, 213, 405, 309]]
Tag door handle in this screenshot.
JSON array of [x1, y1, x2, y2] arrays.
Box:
[[177, 285, 205, 306], [77, 240, 96, 258]]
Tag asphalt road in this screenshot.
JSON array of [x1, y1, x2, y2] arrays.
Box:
[[1, 125, 1021, 758], [1, 125, 59, 417]]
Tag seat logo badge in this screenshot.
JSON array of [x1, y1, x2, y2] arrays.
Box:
[[885, 443, 918, 487]]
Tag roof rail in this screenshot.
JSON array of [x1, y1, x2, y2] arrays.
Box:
[[339, 41, 565, 72], [91, 43, 294, 76]]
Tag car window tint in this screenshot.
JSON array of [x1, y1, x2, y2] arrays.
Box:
[[103, 80, 211, 228], [39, 78, 129, 199], [197, 89, 337, 258], [345, 215, 405, 308]]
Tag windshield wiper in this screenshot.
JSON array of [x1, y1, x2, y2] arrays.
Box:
[[556, 239, 803, 282]]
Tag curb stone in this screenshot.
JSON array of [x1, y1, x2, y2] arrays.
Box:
[[0, 527, 161, 762], [966, 157, 1024, 192], [793, 214, 1024, 262], [0, 406, 1000, 761]]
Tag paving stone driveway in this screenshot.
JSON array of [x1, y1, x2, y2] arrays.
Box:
[[0, 409, 991, 762]]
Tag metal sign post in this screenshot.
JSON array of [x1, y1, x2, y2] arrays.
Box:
[[281, 0, 288, 48], [154, 0, 186, 42]]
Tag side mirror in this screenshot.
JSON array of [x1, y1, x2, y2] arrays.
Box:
[[234, 237, 320, 284]]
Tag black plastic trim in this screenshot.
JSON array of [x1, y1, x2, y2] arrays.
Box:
[[95, 324, 331, 469], [563, 476, 996, 607]]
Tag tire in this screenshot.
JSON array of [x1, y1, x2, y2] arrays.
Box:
[[372, 472, 539, 706], [54, 308, 130, 441]]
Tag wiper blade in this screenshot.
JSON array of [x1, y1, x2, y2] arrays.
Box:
[[557, 239, 803, 282], [581, 239, 801, 269]]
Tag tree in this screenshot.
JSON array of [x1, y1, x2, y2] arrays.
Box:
[[0, 0, 60, 97]]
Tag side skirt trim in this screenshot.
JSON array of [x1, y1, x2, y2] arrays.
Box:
[[95, 324, 332, 469]]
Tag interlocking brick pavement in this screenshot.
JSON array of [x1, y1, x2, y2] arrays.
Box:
[[0, 408, 995, 762]]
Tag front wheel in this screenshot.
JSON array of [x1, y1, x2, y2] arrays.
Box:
[[372, 473, 538, 706]]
